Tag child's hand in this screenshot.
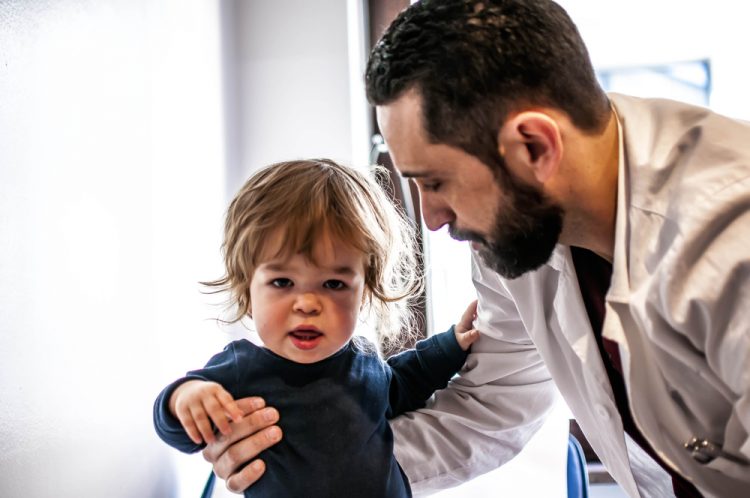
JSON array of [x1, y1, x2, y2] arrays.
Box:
[[454, 300, 480, 351], [169, 380, 244, 445]]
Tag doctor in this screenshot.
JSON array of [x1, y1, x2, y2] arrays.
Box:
[[203, 1, 750, 496]]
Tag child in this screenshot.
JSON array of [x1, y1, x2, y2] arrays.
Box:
[[153, 159, 479, 497]]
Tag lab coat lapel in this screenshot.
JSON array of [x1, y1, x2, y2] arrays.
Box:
[[602, 103, 633, 381], [543, 248, 644, 498]]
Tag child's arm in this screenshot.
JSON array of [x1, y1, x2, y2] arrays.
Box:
[[385, 301, 480, 418], [153, 341, 247, 453], [169, 380, 244, 445]]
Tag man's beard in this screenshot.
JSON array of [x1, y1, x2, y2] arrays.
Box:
[[449, 178, 563, 280]]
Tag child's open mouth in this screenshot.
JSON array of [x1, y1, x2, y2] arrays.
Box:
[[289, 330, 323, 350]]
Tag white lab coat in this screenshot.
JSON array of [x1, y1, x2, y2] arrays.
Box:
[[393, 94, 750, 498]]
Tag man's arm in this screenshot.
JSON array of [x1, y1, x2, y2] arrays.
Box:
[[391, 251, 557, 494]]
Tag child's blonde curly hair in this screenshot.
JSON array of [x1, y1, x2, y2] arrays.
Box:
[[204, 158, 423, 348]]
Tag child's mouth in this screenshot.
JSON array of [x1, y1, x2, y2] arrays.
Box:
[[289, 330, 323, 350]]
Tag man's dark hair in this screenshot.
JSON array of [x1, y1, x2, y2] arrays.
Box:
[[366, 0, 610, 170]]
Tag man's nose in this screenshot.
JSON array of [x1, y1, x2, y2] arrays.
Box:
[[420, 194, 454, 232], [293, 293, 322, 314]]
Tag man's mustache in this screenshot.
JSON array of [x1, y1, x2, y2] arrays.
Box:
[[448, 225, 486, 245]]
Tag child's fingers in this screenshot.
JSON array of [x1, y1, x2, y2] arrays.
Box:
[[457, 300, 478, 332], [216, 389, 244, 423], [177, 410, 204, 445], [456, 328, 480, 351], [203, 395, 232, 436], [463, 328, 480, 344], [191, 406, 217, 444]]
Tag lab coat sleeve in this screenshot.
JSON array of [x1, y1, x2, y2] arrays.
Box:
[[653, 176, 750, 477], [392, 251, 557, 495]]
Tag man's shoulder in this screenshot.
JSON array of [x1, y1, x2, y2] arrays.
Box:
[[613, 93, 750, 217], [611, 92, 750, 143]]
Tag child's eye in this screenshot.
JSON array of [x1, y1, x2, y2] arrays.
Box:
[[271, 278, 293, 288], [323, 280, 346, 290]]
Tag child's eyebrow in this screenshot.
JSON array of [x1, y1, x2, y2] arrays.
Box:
[[260, 263, 358, 276], [328, 266, 357, 276], [260, 263, 288, 272]]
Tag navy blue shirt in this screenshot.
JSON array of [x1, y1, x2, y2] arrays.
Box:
[[154, 328, 468, 497]]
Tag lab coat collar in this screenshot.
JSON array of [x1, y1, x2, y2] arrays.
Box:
[[546, 244, 567, 272], [601, 98, 631, 360], [606, 99, 632, 305]]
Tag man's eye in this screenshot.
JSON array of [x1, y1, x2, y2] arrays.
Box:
[[323, 280, 346, 290], [422, 181, 441, 192], [271, 278, 293, 288]]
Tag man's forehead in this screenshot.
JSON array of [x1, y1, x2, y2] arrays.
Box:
[[376, 90, 423, 132], [376, 93, 430, 175], [386, 148, 434, 180]]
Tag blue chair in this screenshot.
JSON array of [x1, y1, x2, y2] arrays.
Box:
[[567, 433, 590, 498]]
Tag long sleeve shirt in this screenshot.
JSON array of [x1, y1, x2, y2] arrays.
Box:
[[154, 327, 468, 498]]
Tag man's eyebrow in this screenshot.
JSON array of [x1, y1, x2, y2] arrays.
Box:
[[398, 171, 429, 179]]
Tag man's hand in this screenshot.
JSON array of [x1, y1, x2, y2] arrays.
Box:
[[454, 300, 480, 351], [169, 380, 244, 444], [202, 397, 283, 494]]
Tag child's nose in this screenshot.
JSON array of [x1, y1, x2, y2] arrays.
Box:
[[293, 293, 322, 315]]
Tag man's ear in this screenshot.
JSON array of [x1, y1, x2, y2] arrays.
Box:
[[497, 111, 563, 184]]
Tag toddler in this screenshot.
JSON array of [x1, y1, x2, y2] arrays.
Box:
[[153, 159, 478, 497]]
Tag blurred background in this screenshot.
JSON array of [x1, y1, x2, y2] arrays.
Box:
[[1, 1, 748, 496]]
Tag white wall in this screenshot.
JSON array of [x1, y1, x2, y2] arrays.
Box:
[[558, 0, 750, 119], [0, 0, 361, 496], [228, 0, 358, 179], [0, 0, 228, 496]]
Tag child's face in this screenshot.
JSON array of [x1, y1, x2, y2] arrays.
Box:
[[249, 231, 367, 364]]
